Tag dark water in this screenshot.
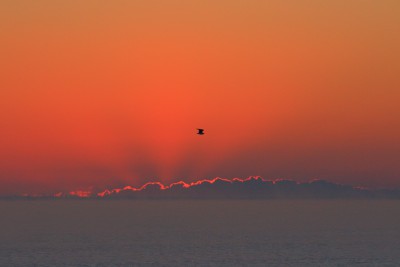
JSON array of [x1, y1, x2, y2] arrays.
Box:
[[0, 200, 399, 266]]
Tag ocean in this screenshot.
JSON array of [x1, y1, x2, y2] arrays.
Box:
[[0, 200, 399, 266]]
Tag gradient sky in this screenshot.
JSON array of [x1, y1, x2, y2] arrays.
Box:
[[1, 0, 399, 195]]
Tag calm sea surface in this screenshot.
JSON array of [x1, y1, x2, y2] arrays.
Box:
[[0, 200, 399, 267]]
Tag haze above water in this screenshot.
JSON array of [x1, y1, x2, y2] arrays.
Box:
[[1, 200, 399, 267]]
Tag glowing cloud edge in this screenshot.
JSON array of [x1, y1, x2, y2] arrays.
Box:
[[11, 177, 400, 199]]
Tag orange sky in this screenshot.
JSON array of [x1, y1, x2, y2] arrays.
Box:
[[1, 0, 399, 194]]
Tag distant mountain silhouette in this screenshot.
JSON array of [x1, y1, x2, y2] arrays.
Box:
[[25, 177, 399, 200]]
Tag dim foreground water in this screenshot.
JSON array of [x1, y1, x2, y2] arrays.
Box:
[[0, 200, 399, 267]]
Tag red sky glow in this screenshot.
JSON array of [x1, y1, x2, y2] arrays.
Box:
[[1, 0, 400, 195]]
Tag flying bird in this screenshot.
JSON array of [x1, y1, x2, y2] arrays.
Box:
[[197, 128, 205, 135]]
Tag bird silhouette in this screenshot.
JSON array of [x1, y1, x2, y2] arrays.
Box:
[[197, 128, 205, 135]]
